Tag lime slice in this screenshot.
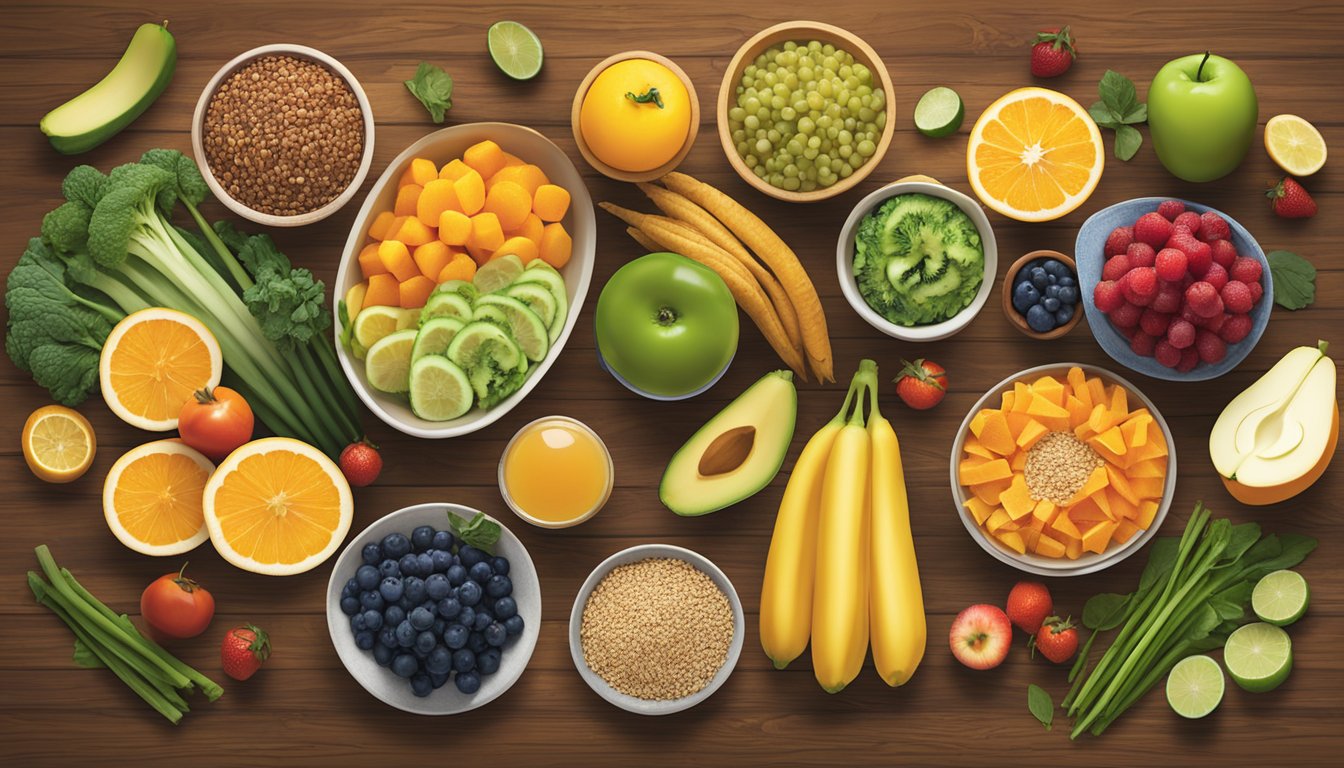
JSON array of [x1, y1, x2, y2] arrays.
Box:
[[420, 292, 473, 326], [1252, 570, 1310, 627], [1265, 114, 1327, 177], [474, 294, 549, 361], [412, 316, 466, 362], [447, 321, 527, 407], [409, 356, 474, 421], [474, 253, 525, 294], [364, 329, 417, 393], [354, 306, 419, 353], [506, 282, 557, 327], [512, 268, 567, 343], [433, 279, 479, 303], [1224, 622, 1293, 693], [1166, 654, 1225, 719], [487, 21, 543, 81], [914, 86, 964, 138]]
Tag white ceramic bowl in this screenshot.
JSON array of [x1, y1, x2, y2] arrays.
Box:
[[325, 503, 541, 715], [836, 181, 998, 341], [333, 123, 596, 438], [191, 44, 376, 227], [949, 363, 1176, 577], [569, 544, 744, 715]]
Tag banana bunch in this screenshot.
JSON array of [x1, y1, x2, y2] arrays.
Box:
[[760, 359, 926, 692]]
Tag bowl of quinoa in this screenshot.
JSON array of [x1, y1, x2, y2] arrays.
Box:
[[191, 44, 375, 227], [569, 544, 744, 715]]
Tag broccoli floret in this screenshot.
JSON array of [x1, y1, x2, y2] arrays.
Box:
[[41, 201, 92, 257], [244, 267, 331, 347], [61, 165, 108, 209], [140, 148, 209, 209]]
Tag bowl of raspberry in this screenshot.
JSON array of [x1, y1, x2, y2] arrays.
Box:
[[1075, 197, 1272, 381]]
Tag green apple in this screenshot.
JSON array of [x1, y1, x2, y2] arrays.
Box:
[[1148, 52, 1258, 182], [596, 252, 738, 398]]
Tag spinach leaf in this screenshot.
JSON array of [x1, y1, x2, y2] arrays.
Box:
[[1083, 593, 1130, 631], [1266, 250, 1316, 310], [1028, 684, 1054, 730], [405, 62, 454, 124]]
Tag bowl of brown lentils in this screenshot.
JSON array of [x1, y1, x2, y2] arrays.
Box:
[[569, 544, 744, 715], [192, 44, 375, 227]]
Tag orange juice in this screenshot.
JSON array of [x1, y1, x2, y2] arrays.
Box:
[[500, 417, 613, 527]]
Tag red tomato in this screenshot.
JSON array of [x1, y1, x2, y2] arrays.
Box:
[[141, 564, 215, 639], [178, 386, 254, 461]]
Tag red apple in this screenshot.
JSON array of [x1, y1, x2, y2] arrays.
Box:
[[949, 604, 1013, 670]]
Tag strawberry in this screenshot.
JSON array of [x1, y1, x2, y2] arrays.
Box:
[[1267, 177, 1317, 219], [1030, 26, 1076, 78], [894, 358, 947, 410], [339, 440, 383, 487], [221, 623, 271, 681], [1156, 199, 1186, 220], [1031, 616, 1079, 664], [1103, 225, 1134, 257], [1005, 581, 1053, 634]]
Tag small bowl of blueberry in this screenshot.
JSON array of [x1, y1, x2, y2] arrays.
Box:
[[325, 502, 541, 715], [1002, 249, 1083, 339]]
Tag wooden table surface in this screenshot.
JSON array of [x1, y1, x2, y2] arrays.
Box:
[[2, 1, 1340, 765]]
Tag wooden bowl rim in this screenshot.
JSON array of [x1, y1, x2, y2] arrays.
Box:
[[716, 20, 895, 203], [1001, 249, 1083, 340], [570, 50, 700, 183]]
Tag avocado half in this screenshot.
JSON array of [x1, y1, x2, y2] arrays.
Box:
[[659, 370, 797, 516]]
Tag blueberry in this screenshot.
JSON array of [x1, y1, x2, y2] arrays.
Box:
[[413, 644, 431, 660], [1058, 275, 1076, 287], [340, 596, 360, 616], [466, 562, 491, 585], [425, 573, 451, 601], [477, 647, 502, 676], [458, 581, 482, 607], [354, 630, 375, 650], [410, 674, 433, 698], [1026, 304, 1056, 333], [410, 606, 435, 631], [1055, 303, 1076, 324], [397, 595, 415, 611], [467, 632, 489, 654], [379, 577, 404, 602], [415, 630, 437, 654], [359, 590, 384, 612], [437, 597, 461, 619], [458, 545, 486, 567], [416, 553, 434, 575], [382, 533, 412, 560], [384, 605, 406, 626], [1043, 297, 1061, 312], [1012, 282, 1040, 314], [378, 626, 398, 649], [493, 596, 517, 620], [473, 611, 492, 631], [446, 564, 467, 587], [452, 648, 476, 673], [411, 525, 435, 552], [432, 618, 447, 637], [485, 622, 507, 647], [1031, 268, 1050, 290], [1058, 285, 1078, 305], [362, 609, 384, 631], [403, 576, 427, 604], [395, 620, 416, 647], [431, 530, 455, 551], [373, 642, 395, 666], [1045, 284, 1061, 299], [342, 577, 358, 597], [1048, 273, 1058, 284], [398, 553, 421, 577], [456, 606, 476, 629], [349, 613, 367, 633], [361, 542, 383, 565], [355, 564, 380, 590], [378, 559, 400, 579], [485, 574, 512, 599], [392, 653, 419, 678], [455, 670, 481, 695], [490, 556, 510, 576], [445, 624, 469, 650], [430, 671, 451, 689], [1043, 259, 1065, 276], [429, 549, 454, 572], [504, 615, 525, 636], [427, 645, 453, 674]]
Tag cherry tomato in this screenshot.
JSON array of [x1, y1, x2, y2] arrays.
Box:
[[178, 386, 254, 461], [141, 563, 215, 639]]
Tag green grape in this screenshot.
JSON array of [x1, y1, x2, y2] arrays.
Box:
[[781, 176, 801, 191], [755, 138, 771, 155], [838, 163, 853, 178], [802, 146, 819, 160], [728, 106, 746, 122], [857, 139, 876, 158], [732, 128, 746, 143], [743, 154, 757, 169], [780, 106, 796, 121], [797, 116, 815, 135], [743, 96, 761, 113], [743, 115, 759, 132], [766, 129, 781, 143], [807, 135, 822, 149]]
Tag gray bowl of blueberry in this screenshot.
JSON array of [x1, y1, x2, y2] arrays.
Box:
[[326, 503, 541, 715], [1002, 249, 1083, 339]]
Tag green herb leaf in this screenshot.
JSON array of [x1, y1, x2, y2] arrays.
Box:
[[1120, 103, 1148, 124], [1091, 71, 1146, 162], [1082, 593, 1130, 631], [448, 511, 501, 553], [1266, 250, 1316, 309], [1028, 684, 1054, 730], [1099, 70, 1140, 120], [405, 62, 454, 124], [1114, 125, 1143, 161], [72, 638, 104, 668], [1088, 102, 1120, 129]]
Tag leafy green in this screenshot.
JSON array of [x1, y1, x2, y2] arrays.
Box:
[[1028, 684, 1054, 730], [73, 638, 104, 668], [405, 61, 454, 123], [1090, 70, 1147, 161], [449, 511, 502, 553], [1266, 250, 1316, 309]]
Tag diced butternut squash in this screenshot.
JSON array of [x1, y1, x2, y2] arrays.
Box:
[[1129, 458, 1167, 479], [454, 170, 486, 216], [533, 184, 571, 222], [391, 216, 436, 247], [493, 236, 538, 264], [1001, 474, 1034, 520], [960, 458, 1012, 486], [1051, 513, 1082, 541], [439, 159, 472, 181], [1066, 395, 1091, 427], [1016, 419, 1049, 451], [399, 275, 435, 309], [969, 409, 992, 437], [1011, 382, 1032, 412], [1035, 533, 1067, 558], [438, 210, 473, 246], [964, 497, 995, 526], [1026, 395, 1069, 420], [1004, 410, 1031, 438], [996, 530, 1027, 555], [397, 164, 417, 189], [1137, 500, 1159, 529], [1001, 391, 1016, 410], [468, 212, 505, 254], [978, 411, 1015, 455], [986, 508, 1013, 533], [1108, 490, 1139, 521], [358, 243, 388, 277], [1088, 426, 1127, 460], [1130, 477, 1165, 500], [1120, 414, 1151, 449], [1087, 403, 1117, 434], [1020, 526, 1043, 553], [1070, 497, 1110, 524], [538, 223, 572, 268], [962, 438, 995, 460], [1086, 377, 1107, 407], [416, 179, 461, 227], [1082, 520, 1119, 554], [960, 453, 990, 471], [1106, 465, 1140, 506], [463, 140, 506, 180], [413, 241, 454, 280], [436, 252, 477, 283], [483, 181, 532, 231], [394, 184, 423, 217], [1107, 384, 1129, 417], [364, 273, 399, 308], [410, 158, 439, 186], [1032, 499, 1059, 525], [1065, 537, 1084, 560], [501, 152, 525, 167], [1031, 375, 1066, 407], [508, 212, 545, 244], [1114, 518, 1141, 544], [488, 164, 548, 196], [1009, 451, 1027, 471], [367, 210, 396, 241], [971, 477, 1013, 506], [1067, 465, 1110, 506], [378, 240, 418, 282], [1067, 367, 1089, 402]]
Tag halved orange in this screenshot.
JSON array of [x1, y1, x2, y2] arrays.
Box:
[[22, 405, 96, 483], [967, 87, 1104, 222], [103, 439, 215, 556], [203, 438, 354, 576], [100, 308, 222, 431]]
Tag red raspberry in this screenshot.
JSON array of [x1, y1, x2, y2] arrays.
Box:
[[1110, 302, 1143, 329], [1139, 308, 1171, 337], [1170, 232, 1213, 276], [1130, 331, 1157, 357], [1219, 313, 1253, 344], [1248, 281, 1264, 304], [1221, 280, 1253, 313], [1124, 267, 1158, 302], [1154, 339, 1181, 368], [1118, 324, 1138, 341], [1210, 239, 1238, 269], [1185, 281, 1222, 318], [1093, 280, 1126, 313], [1201, 311, 1227, 333], [1173, 211, 1202, 233], [1127, 242, 1157, 268], [1177, 347, 1200, 372], [1156, 200, 1186, 220], [1197, 211, 1231, 243], [1134, 213, 1173, 248], [1167, 319, 1196, 349], [1229, 256, 1262, 285], [1102, 252, 1133, 282], [1105, 225, 1134, 257], [1152, 283, 1183, 313], [1154, 248, 1188, 282], [1196, 330, 1227, 363], [1203, 262, 1229, 292]]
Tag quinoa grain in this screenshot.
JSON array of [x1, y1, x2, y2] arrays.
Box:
[[1024, 431, 1103, 504]]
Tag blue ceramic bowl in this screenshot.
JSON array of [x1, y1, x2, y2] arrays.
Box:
[[1075, 197, 1272, 382]]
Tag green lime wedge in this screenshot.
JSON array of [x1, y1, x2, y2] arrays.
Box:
[[1253, 570, 1310, 627], [506, 282, 558, 327], [420, 292, 473, 326], [1166, 654, 1225, 719], [364, 329, 418, 393], [354, 306, 419, 355], [413, 316, 466, 362], [1224, 622, 1293, 693], [914, 86, 964, 138], [409, 355, 474, 421], [474, 253, 525, 294], [474, 294, 549, 361], [487, 21, 543, 81]]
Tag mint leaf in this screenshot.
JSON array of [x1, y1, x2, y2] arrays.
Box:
[[1120, 103, 1147, 124], [1088, 102, 1120, 129], [1115, 125, 1143, 161], [448, 511, 501, 553], [1099, 70, 1138, 118], [1266, 250, 1316, 309], [1028, 684, 1054, 730], [405, 62, 454, 124], [1092, 71, 1146, 162]]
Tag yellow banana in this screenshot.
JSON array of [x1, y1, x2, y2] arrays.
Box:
[[867, 385, 926, 687]]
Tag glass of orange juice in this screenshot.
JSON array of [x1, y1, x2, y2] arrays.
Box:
[[498, 416, 614, 528]]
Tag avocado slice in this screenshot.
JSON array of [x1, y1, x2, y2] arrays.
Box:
[[659, 370, 797, 516]]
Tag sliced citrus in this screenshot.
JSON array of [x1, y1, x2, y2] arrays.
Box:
[[103, 439, 215, 556], [1264, 114, 1326, 177], [203, 437, 354, 576], [100, 308, 222, 431], [22, 405, 96, 483], [966, 87, 1104, 222]]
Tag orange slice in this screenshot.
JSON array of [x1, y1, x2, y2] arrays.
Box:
[[202, 437, 353, 576], [100, 308, 222, 431], [22, 405, 96, 483], [966, 87, 1104, 222], [103, 439, 215, 556]]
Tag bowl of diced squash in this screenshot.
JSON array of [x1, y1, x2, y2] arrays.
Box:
[[950, 364, 1176, 576], [334, 122, 596, 438]]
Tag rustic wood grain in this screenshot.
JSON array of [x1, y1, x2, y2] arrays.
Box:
[[1, 1, 1341, 765]]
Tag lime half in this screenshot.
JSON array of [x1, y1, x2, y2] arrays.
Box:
[[409, 356, 474, 421], [1166, 655, 1225, 719], [1252, 570, 1310, 627], [413, 316, 466, 362], [364, 329, 417, 394], [1224, 622, 1293, 693], [474, 253, 525, 294], [487, 21, 543, 80], [914, 87, 965, 138], [474, 294, 549, 361]]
